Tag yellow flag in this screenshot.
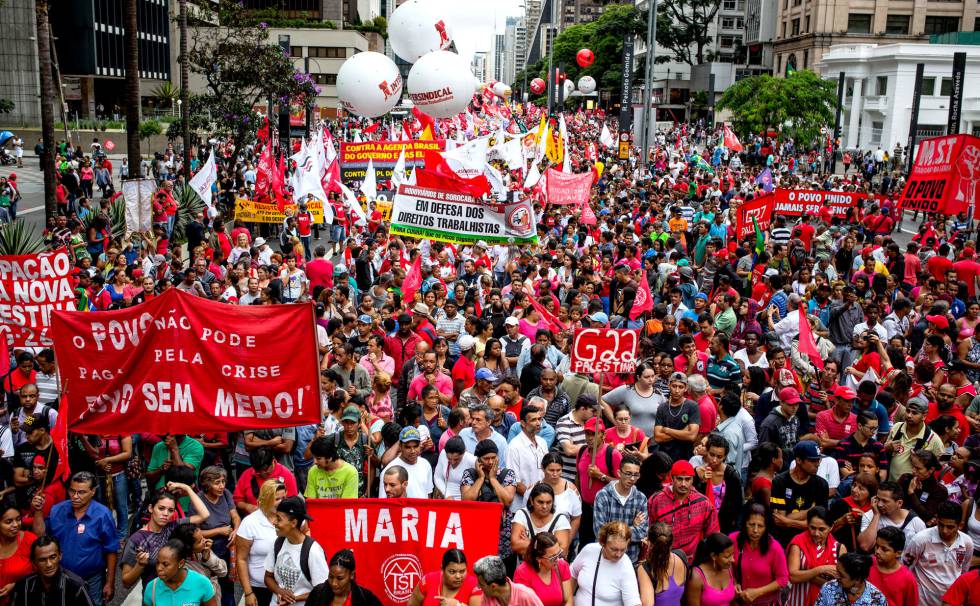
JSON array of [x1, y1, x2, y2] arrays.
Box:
[[546, 130, 564, 164], [420, 126, 434, 141], [595, 161, 604, 179]]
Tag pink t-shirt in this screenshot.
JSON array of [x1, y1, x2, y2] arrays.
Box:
[[576, 445, 622, 504], [697, 394, 718, 435], [814, 409, 858, 441], [478, 581, 545, 606], [512, 560, 570, 606], [728, 533, 788, 606], [407, 371, 454, 401]]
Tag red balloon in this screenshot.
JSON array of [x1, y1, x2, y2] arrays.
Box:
[[576, 48, 594, 68], [530, 78, 546, 95]]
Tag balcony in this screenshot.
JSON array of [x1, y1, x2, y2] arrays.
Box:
[[861, 95, 888, 112]]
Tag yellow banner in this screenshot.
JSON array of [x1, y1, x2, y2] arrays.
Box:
[[235, 198, 325, 224]]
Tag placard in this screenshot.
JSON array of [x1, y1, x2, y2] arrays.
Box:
[[570, 328, 639, 374]]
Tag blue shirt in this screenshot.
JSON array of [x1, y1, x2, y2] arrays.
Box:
[[144, 568, 215, 606], [507, 419, 557, 448], [852, 399, 892, 441], [46, 499, 119, 578], [458, 428, 509, 464]]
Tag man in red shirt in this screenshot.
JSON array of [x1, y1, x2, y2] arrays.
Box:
[[869, 527, 921, 606], [295, 199, 315, 261], [232, 447, 298, 514], [305, 245, 334, 291], [795, 215, 815, 251], [954, 247, 980, 298], [926, 381, 971, 440], [903, 242, 922, 288], [451, 335, 477, 400], [926, 243, 954, 282]]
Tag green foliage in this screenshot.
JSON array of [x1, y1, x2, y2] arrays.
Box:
[[719, 70, 838, 147], [171, 185, 207, 246], [0, 99, 13, 114], [352, 16, 387, 37], [107, 198, 127, 241], [138, 119, 163, 140], [654, 0, 723, 65], [151, 82, 181, 104], [0, 220, 45, 255]]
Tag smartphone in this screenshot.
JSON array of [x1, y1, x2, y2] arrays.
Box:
[[625, 441, 644, 451]]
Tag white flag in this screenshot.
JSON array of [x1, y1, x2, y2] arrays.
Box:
[[391, 148, 407, 189], [189, 150, 217, 210], [441, 137, 489, 179], [353, 131, 363, 143], [340, 182, 368, 227], [360, 158, 377, 200], [600, 123, 615, 149], [524, 162, 542, 189], [559, 115, 572, 173]]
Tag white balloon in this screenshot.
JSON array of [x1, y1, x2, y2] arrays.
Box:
[[407, 51, 474, 119], [336, 51, 403, 118], [388, 0, 454, 63], [492, 82, 508, 97], [563, 79, 575, 98], [578, 76, 596, 94]]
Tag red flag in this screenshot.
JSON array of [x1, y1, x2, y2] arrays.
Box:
[[412, 107, 436, 135], [257, 117, 270, 143], [723, 125, 744, 152], [629, 270, 654, 320], [256, 144, 273, 193], [322, 158, 342, 195], [526, 292, 567, 333], [417, 151, 492, 199], [363, 121, 381, 134], [797, 308, 824, 371], [273, 153, 289, 211], [51, 395, 71, 482], [580, 200, 597, 225], [402, 255, 423, 305]]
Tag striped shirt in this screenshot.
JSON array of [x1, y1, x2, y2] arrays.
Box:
[[555, 413, 586, 482], [770, 226, 792, 246], [34, 372, 60, 406], [10, 569, 93, 606]]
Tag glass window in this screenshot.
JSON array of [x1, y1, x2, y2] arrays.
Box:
[[792, 18, 800, 35], [941, 77, 953, 96], [876, 76, 887, 95], [924, 16, 958, 34], [885, 14, 910, 34], [921, 76, 936, 96], [289, 46, 303, 58], [847, 14, 873, 33]]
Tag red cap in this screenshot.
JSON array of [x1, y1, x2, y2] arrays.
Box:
[[963, 247, 976, 258], [584, 417, 605, 433], [778, 387, 803, 405], [832, 385, 857, 400], [670, 460, 695, 478], [926, 314, 949, 330]]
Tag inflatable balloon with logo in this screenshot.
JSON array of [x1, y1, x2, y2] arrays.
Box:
[[388, 0, 455, 63], [407, 51, 475, 119], [577, 48, 594, 68], [530, 78, 546, 95], [578, 76, 596, 94], [336, 51, 403, 118]]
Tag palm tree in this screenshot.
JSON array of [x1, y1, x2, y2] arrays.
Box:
[[124, 0, 141, 174], [150, 82, 181, 115], [0, 221, 46, 255], [35, 0, 57, 220]]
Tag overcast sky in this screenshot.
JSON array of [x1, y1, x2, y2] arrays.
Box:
[[437, 0, 525, 63]]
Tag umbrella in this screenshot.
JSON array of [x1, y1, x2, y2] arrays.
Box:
[[0, 131, 13, 147]]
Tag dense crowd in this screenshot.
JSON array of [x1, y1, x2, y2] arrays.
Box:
[[3, 110, 979, 606]]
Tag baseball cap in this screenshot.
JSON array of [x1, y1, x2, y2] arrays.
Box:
[[277, 496, 313, 522], [669, 371, 688, 384], [399, 426, 422, 443], [589, 311, 609, 325], [695, 293, 709, 302], [832, 385, 857, 400], [679, 266, 694, 279], [778, 387, 803, 405], [475, 368, 496, 381], [670, 460, 695, 478], [584, 417, 605, 432], [341, 405, 361, 423], [775, 368, 796, 388], [926, 314, 949, 330], [793, 440, 822, 461], [458, 335, 476, 351], [504, 317, 520, 327], [907, 395, 930, 413], [475, 240, 488, 249], [23, 415, 49, 431], [358, 314, 372, 324]]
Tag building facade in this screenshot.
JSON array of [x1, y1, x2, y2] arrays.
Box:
[[818, 43, 980, 153], [0, 0, 41, 126]]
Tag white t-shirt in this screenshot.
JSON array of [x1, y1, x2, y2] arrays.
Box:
[[733, 348, 769, 369], [570, 542, 640, 606], [379, 456, 433, 498], [264, 537, 330, 606], [553, 483, 583, 520], [238, 510, 278, 586], [433, 450, 477, 499], [860, 508, 927, 548]]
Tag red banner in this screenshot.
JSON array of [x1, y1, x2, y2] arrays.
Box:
[[307, 499, 503, 606], [51, 289, 320, 434], [0, 249, 76, 348], [735, 194, 774, 240], [570, 328, 639, 374], [771, 189, 864, 218], [899, 134, 980, 215], [544, 168, 593, 205]]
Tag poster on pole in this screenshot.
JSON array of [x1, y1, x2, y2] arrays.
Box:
[[735, 194, 775, 239], [235, 198, 325, 223], [121, 178, 156, 233], [900, 134, 980, 215], [390, 184, 537, 245], [544, 168, 593, 205], [0, 248, 76, 348], [770, 189, 862, 218], [570, 328, 639, 374]]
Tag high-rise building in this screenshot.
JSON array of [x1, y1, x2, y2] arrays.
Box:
[[772, 0, 976, 76], [496, 17, 519, 85], [745, 0, 777, 72], [471, 52, 488, 82], [558, 0, 605, 30]]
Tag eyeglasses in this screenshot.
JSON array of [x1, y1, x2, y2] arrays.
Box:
[[620, 471, 641, 479], [543, 550, 565, 562]]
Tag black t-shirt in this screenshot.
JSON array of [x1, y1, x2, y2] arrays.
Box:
[[770, 470, 829, 545], [654, 399, 700, 461], [12, 440, 59, 509]]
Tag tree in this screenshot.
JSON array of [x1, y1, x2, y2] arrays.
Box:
[[0, 99, 13, 114], [124, 0, 142, 174], [151, 82, 181, 112], [654, 0, 723, 65], [176, 0, 318, 149], [719, 70, 837, 147], [35, 0, 57, 220]]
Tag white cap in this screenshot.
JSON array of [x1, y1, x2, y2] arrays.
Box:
[[504, 316, 520, 327], [458, 335, 476, 351]]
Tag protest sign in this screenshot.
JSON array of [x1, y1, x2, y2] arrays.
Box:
[[0, 249, 76, 348], [308, 499, 503, 606], [899, 134, 980, 215], [570, 328, 639, 374], [771, 189, 862, 218], [340, 141, 445, 181], [121, 178, 155, 233], [51, 289, 320, 434], [544, 168, 593, 205], [735, 194, 774, 239], [390, 184, 537, 245], [235, 198, 325, 223]]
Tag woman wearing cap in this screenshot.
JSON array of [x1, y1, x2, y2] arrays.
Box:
[[461, 440, 516, 559], [407, 548, 480, 606], [570, 521, 640, 606], [264, 496, 329, 605], [307, 549, 382, 606], [787, 507, 844, 606]]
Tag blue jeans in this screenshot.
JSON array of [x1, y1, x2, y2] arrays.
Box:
[[85, 571, 105, 606], [98, 472, 129, 542], [301, 235, 312, 260], [330, 224, 345, 243]]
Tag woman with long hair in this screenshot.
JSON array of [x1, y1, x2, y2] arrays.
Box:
[[731, 502, 786, 605], [637, 522, 685, 606], [307, 549, 383, 606], [407, 548, 480, 606], [511, 484, 572, 557], [692, 433, 743, 534], [513, 532, 573, 606], [897, 449, 948, 526], [539, 453, 582, 541], [236, 480, 287, 606], [684, 533, 736, 606], [829, 473, 877, 553], [787, 507, 845, 606], [601, 361, 662, 439], [477, 338, 510, 382], [748, 442, 783, 504], [0, 497, 35, 606]]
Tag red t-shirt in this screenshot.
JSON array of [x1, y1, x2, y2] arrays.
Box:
[[926, 255, 954, 282], [814, 409, 858, 442], [417, 571, 479, 606], [693, 332, 712, 353], [925, 402, 971, 440], [305, 258, 334, 290], [797, 223, 815, 250], [451, 356, 476, 394], [674, 351, 709, 376], [869, 561, 919, 606], [232, 462, 298, 506], [513, 560, 571, 606], [955, 258, 980, 297], [943, 568, 980, 606], [296, 212, 313, 237]]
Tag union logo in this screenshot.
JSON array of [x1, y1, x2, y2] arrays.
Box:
[[381, 553, 423, 603]]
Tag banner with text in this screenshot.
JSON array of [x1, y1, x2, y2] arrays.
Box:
[[340, 141, 446, 181], [899, 134, 980, 215], [235, 198, 325, 223], [308, 499, 503, 606], [390, 184, 537, 245], [735, 194, 775, 240], [571, 328, 639, 374], [544, 168, 593, 205], [0, 249, 76, 348], [51, 289, 320, 434], [771, 189, 863, 218]]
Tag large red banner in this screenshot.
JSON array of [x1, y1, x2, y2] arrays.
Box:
[[308, 499, 503, 606], [51, 289, 320, 434], [771, 189, 864, 218], [0, 249, 76, 348], [900, 134, 980, 215], [544, 168, 593, 205], [340, 141, 446, 181], [570, 328, 639, 374], [735, 194, 775, 240]]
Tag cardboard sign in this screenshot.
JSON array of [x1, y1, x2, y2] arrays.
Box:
[[570, 328, 639, 374], [900, 134, 980, 215], [235, 198, 325, 224]]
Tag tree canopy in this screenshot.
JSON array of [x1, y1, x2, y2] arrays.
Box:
[[719, 70, 838, 148], [655, 0, 723, 66]]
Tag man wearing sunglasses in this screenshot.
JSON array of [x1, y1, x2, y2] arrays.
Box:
[[590, 455, 647, 564]]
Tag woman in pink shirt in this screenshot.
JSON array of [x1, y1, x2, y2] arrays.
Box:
[[730, 503, 788, 605], [513, 532, 572, 606]]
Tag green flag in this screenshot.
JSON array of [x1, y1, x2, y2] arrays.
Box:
[[694, 155, 714, 174], [752, 216, 765, 255]]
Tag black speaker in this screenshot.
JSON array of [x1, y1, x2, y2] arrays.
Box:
[[278, 111, 290, 137]]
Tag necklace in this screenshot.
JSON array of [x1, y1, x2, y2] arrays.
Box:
[[666, 402, 686, 419]]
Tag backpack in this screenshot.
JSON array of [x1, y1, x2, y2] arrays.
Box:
[[576, 443, 616, 480], [517, 508, 567, 542], [273, 536, 314, 584], [891, 422, 934, 452]]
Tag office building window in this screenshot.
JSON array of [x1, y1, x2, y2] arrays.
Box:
[[920, 76, 936, 95], [885, 14, 911, 34], [290, 46, 303, 57], [847, 14, 873, 32], [876, 76, 887, 95], [803, 49, 809, 68], [805, 16, 810, 31], [308, 46, 347, 58], [312, 73, 337, 85], [941, 77, 953, 95], [923, 16, 959, 34], [792, 18, 800, 34], [719, 34, 742, 48]]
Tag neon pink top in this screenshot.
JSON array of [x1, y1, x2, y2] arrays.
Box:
[[513, 560, 570, 606]]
